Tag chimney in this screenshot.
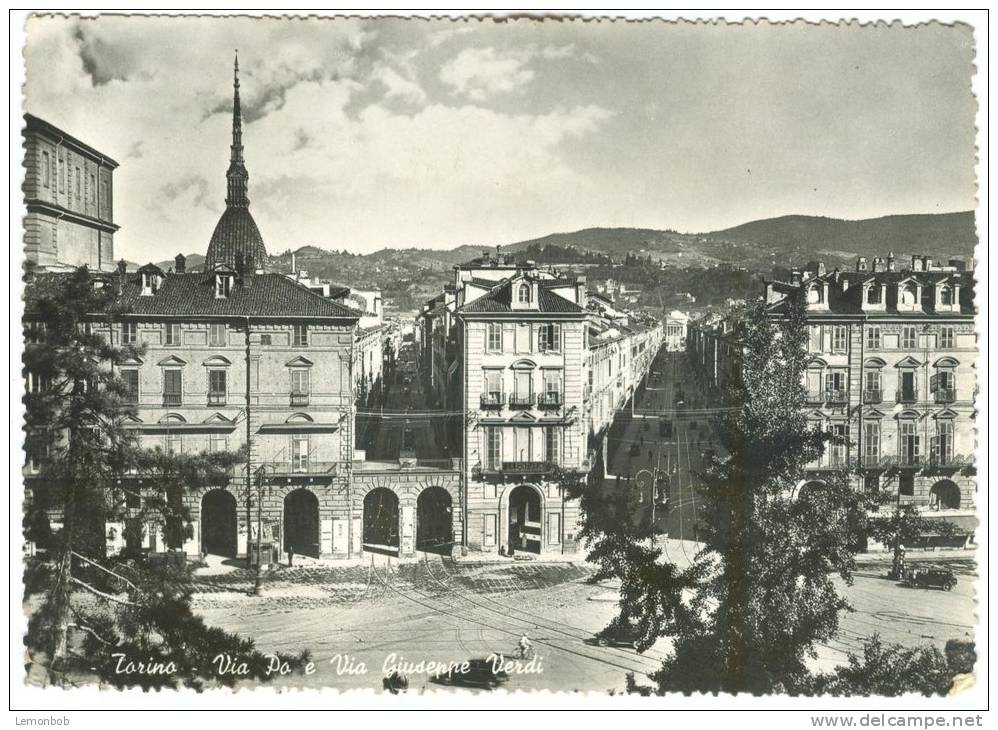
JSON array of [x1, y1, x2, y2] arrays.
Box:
[[174, 253, 186, 274], [856, 256, 867, 272], [911, 255, 923, 272], [790, 270, 802, 286], [291, 252, 296, 275], [816, 261, 826, 277], [887, 251, 896, 272], [117, 259, 127, 275], [872, 256, 885, 273], [483, 250, 490, 263], [924, 256, 933, 271], [949, 258, 966, 271], [576, 275, 587, 308]]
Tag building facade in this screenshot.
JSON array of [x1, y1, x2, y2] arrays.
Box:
[[689, 254, 977, 537], [22, 113, 119, 272]]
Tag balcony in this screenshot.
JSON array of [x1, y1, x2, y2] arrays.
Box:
[[262, 461, 339, 478], [480, 393, 505, 411], [163, 393, 182, 407], [508, 394, 535, 410], [899, 452, 924, 468], [934, 388, 956, 404], [537, 392, 562, 410], [123, 391, 139, 405], [805, 391, 825, 405], [896, 389, 917, 405], [208, 392, 226, 406], [862, 389, 882, 404], [290, 392, 310, 407], [501, 461, 554, 476], [824, 389, 848, 405]]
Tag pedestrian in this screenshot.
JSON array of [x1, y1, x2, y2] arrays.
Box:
[[288, 544, 295, 567]]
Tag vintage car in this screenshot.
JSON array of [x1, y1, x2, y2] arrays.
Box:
[[593, 617, 642, 649], [906, 567, 957, 591], [428, 658, 509, 690]]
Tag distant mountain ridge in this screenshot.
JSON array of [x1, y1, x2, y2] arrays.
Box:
[[147, 211, 975, 310]]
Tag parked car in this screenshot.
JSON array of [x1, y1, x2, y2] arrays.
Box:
[[428, 658, 509, 690], [905, 567, 957, 591], [593, 617, 642, 649]]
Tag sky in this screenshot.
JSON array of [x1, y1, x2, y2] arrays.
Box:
[[23, 16, 977, 263]]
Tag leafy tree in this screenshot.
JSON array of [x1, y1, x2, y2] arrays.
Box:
[[866, 500, 957, 579], [22, 267, 302, 689], [812, 636, 953, 696]]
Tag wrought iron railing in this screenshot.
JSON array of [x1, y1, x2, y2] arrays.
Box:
[[934, 388, 956, 404], [825, 389, 848, 404], [862, 389, 882, 404], [896, 389, 917, 404], [509, 394, 535, 409], [290, 392, 310, 406], [208, 392, 226, 406], [480, 393, 505, 409], [537, 392, 561, 409]]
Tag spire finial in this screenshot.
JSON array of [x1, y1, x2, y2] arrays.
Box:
[[225, 51, 248, 207]]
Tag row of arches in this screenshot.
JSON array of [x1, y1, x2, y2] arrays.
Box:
[[199, 486, 461, 559], [798, 478, 962, 510]]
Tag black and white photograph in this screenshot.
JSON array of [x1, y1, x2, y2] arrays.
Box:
[[11, 9, 988, 718]]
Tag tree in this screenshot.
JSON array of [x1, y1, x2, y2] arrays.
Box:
[[812, 635, 954, 696], [866, 499, 957, 580], [22, 267, 303, 689]]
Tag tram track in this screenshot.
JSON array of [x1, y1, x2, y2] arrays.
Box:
[[426, 554, 671, 665], [370, 557, 663, 677]]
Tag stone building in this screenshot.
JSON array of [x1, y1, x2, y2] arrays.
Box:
[[22, 113, 119, 272], [688, 254, 977, 539]]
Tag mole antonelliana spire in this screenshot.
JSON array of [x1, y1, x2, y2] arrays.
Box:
[[204, 51, 268, 270]]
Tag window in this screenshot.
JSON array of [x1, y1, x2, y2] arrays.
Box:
[[939, 326, 955, 349], [215, 275, 232, 298], [163, 369, 182, 406], [824, 370, 846, 398], [121, 369, 139, 404], [485, 428, 502, 470], [863, 421, 880, 463], [165, 323, 181, 346], [513, 370, 532, 405], [863, 369, 881, 400], [831, 325, 848, 352], [166, 431, 182, 455], [940, 286, 954, 306], [545, 427, 560, 463], [518, 283, 531, 304], [898, 370, 917, 402], [122, 321, 137, 345], [75, 167, 81, 201], [90, 174, 96, 204], [808, 326, 822, 352], [899, 284, 917, 309], [260, 334, 272, 346], [483, 369, 503, 404], [26, 372, 49, 394], [293, 324, 308, 347], [934, 421, 954, 465], [24, 321, 46, 344], [487, 323, 503, 352], [866, 285, 882, 305], [291, 369, 310, 405], [866, 326, 881, 350], [806, 284, 823, 304], [900, 421, 920, 466], [901, 326, 917, 350], [209, 433, 227, 453], [41, 151, 50, 187], [208, 370, 227, 405], [59, 155, 65, 193], [537, 323, 561, 353], [828, 423, 848, 467], [542, 370, 562, 406], [207, 324, 225, 347], [291, 434, 309, 473]]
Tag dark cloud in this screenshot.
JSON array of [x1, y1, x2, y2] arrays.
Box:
[[160, 175, 212, 209], [73, 25, 131, 86]]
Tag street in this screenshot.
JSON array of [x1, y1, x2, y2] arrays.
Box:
[[192, 551, 976, 691]]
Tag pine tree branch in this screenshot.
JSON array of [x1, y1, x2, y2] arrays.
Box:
[[71, 551, 139, 591], [69, 577, 138, 606]]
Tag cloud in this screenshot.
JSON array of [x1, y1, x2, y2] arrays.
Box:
[[372, 65, 427, 105], [439, 47, 535, 100]]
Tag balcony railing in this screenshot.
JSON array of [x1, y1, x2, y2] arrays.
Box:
[[480, 393, 505, 410], [290, 392, 310, 407], [208, 392, 226, 406], [262, 461, 339, 477], [508, 394, 535, 409], [896, 389, 917, 404], [537, 392, 561, 409], [806, 391, 825, 405], [862, 389, 882, 404], [501, 460, 554, 475], [934, 388, 956, 404], [899, 452, 924, 468], [825, 389, 848, 404], [163, 393, 182, 407], [123, 391, 139, 405]]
